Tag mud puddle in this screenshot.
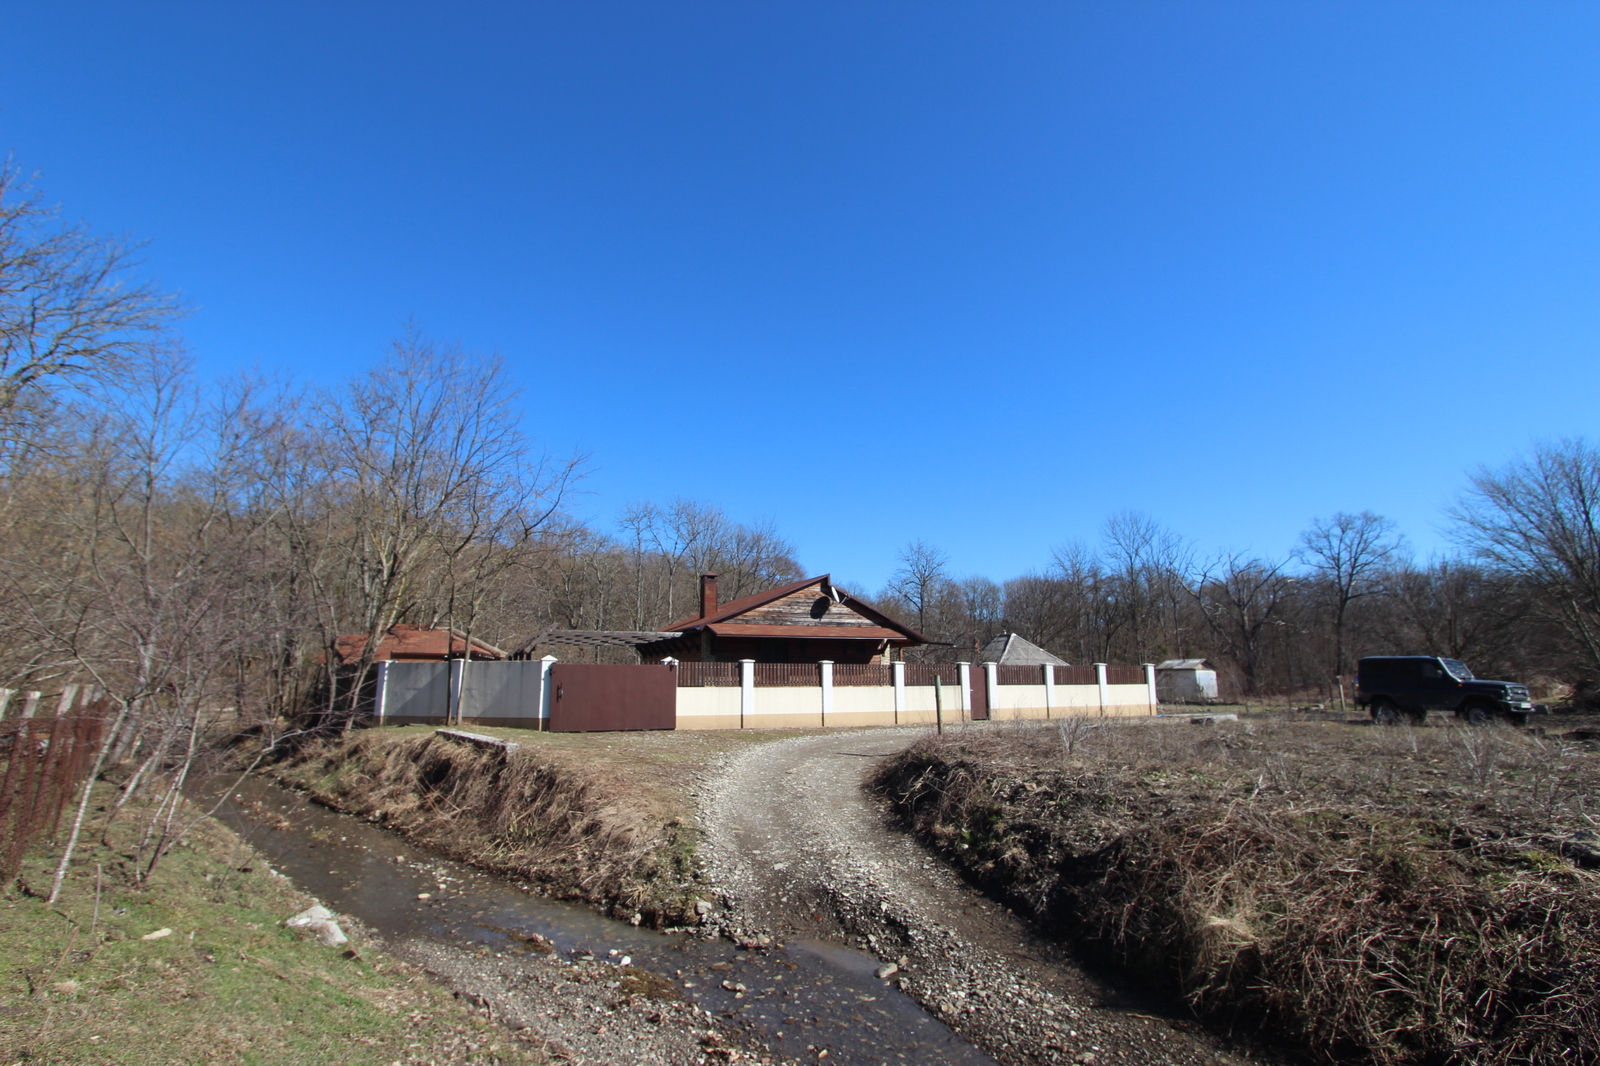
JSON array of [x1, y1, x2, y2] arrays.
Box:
[[205, 774, 999, 1066]]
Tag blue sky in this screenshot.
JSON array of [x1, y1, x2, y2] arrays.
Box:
[[3, 2, 1598, 591]]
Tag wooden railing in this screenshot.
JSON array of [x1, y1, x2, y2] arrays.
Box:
[[833, 665, 893, 687], [675, 662, 739, 687], [753, 664, 819, 688], [903, 664, 959, 686], [1053, 665, 1098, 685]]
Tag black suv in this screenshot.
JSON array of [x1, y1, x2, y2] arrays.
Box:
[[1356, 656, 1545, 724]]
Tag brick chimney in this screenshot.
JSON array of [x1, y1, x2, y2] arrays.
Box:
[[700, 573, 719, 618]]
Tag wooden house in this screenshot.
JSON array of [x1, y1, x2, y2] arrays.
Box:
[[635, 574, 928, 664]]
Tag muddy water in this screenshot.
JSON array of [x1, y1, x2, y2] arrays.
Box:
[[207, 774, 1000, 1066]]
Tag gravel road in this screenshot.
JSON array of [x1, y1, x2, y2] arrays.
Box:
[[696, 727, 1271, 1066]]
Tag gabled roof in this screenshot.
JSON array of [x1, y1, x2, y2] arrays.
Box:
[[978, 632, 1068, 666], [1156, 659, 1215, 671], [665, 574, 929, 645], [510, 629, 683, 659], [332, 624, 507, 666]]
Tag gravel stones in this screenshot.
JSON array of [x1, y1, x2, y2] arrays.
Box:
[[695, 727, 1262, 1066]]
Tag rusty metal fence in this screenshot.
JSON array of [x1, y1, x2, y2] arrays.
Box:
[[0, 704, 110, 885]]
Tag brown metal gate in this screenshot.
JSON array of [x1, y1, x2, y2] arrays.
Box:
[[968, 668, 989, 721], [548, 664, 676, 732]]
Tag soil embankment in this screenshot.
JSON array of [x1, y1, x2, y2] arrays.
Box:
[[276, 727, 706, 926], [868, 716, 1600, 1066], [697, 727, 1256, 1066]]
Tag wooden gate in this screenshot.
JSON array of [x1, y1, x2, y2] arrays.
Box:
[[968, 668, 989, 721], [548, 664, 676, 732]]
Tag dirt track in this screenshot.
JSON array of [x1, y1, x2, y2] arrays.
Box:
[[695, 727, 1266, 1066]]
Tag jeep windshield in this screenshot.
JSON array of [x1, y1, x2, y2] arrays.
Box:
[[1441, 659, 1475, 681]]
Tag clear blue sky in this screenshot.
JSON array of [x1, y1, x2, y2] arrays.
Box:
[[3, 2, 1598, 591]]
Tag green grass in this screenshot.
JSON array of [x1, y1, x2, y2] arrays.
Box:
[[0, 784, 544, 1066]]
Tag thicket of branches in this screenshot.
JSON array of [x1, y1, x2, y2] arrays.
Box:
[[874, 494, 1595, 701]]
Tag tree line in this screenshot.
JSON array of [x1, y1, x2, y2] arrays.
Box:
[[5, 160, 1600, 767], [872, 499, 1592, 702]]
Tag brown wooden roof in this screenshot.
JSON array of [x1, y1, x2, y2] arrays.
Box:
[[665, 574, 929, 645], [332, 624, 507, 665]]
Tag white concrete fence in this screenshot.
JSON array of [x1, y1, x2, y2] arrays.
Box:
[[374, 658, 1158, 731]]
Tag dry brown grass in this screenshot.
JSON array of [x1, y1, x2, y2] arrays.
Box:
[[870, 715, 1600, 1065], [277, 729, 705, 924]]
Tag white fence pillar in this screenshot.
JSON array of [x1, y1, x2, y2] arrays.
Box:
[[375, 662, 390, 723], [538, 655, 558, 727], [54, 685, 78, 717], [0, 688, 14, 721], [20, 691, 40, 718], [891, 661, 905, 724], [1144, 663, 1158, 714], [1094, 663, 1108, 715], [819, 660, 834, 726], [956, 662, 971, 719], [983, 661, 998, 718], [740, 659, 755, 729], [1043, 663, 1056, 718]]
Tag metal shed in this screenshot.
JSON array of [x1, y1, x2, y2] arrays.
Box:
[[1155, 659, 1219, 702]]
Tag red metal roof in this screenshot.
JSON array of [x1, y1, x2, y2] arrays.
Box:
[[332, 624, 507, 665]]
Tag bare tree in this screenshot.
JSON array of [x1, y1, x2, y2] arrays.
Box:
[[0, 163, 180, 431], [1296, 511, 1406, 677], [1450, 438, 1600, 677], [1190, 553, 1291, 694], [886, 540, 950, 639]]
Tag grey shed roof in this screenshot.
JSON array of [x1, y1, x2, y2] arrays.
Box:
[[978, 633, 1069, 666], [1156, 659, 1215, 671]]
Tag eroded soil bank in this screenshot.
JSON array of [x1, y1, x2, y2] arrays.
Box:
[[868, 716, 1600, 1066], [276, 726, 707, 926]]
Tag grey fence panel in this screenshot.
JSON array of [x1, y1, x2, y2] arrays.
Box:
[[382, 662, 450, 720], [459, 661, 545, 720]]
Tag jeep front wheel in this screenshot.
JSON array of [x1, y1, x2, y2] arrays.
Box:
[[1460, 701, 1496, 726], [1371, 699, 1400, 726]]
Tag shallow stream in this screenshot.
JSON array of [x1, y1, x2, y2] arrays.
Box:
[[206, 774, 1000, 1066]]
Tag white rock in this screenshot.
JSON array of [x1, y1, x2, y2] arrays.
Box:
[[140, 928, 172, 941], [285, 905, 334, 928], [311, 919, 349, 947], [875, 963, 900, 980]]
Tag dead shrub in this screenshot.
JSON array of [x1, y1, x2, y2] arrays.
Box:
[[869, 718, 1600, 1065]]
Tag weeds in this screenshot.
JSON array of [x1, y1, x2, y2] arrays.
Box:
[[276, 730, 702, 925], [870, 717, 1600, 1065]]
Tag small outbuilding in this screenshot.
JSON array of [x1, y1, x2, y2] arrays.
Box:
[[331, 624, 507, 666], [1155, 659, 1219, 702], [978, 632, 1068, 666]]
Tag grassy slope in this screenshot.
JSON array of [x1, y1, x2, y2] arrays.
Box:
[[870, 716, 1600, 1066], [1, 782, 543, 1066]]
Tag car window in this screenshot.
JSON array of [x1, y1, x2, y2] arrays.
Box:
[[1441, 659, 1475, 681], [1421, 661, 1443, 680]]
